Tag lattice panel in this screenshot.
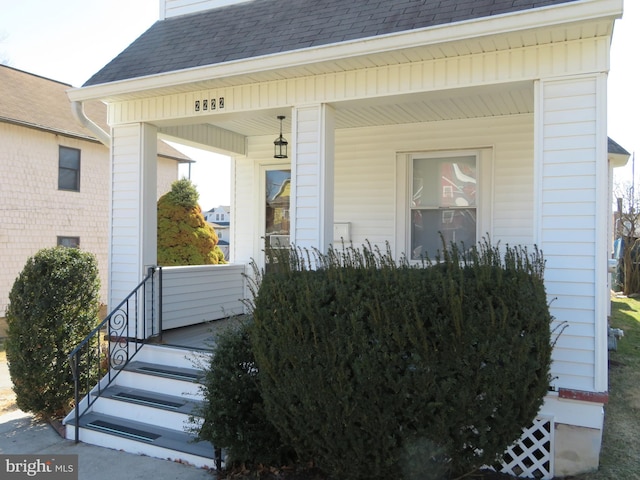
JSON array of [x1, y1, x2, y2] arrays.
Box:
[[496, 416, 554, 479]]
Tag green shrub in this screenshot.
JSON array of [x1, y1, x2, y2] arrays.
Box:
[[194, 319, 295, 467], [250, 241, 553, 480], [5, 247, 101, 418], [157, 178, 226, 266]]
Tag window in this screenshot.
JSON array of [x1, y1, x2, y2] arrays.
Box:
[[265, 169, 291, 249], [58, 146, 80, 191], [410, 153, 477, 259], [57, 236, 80, 248]]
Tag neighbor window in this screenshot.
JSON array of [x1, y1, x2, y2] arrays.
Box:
[[57, 236, 80, 248], [410, 153, 477, 259], [58, 146, 80, 191]]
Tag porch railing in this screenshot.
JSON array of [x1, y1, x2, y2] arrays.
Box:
[[67, 266, 162, 442]]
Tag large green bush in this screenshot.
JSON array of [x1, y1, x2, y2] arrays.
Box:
[[157, 178, 226, 266], [5, 247, 102, 418], [194, 320, 294, 466], [250, 241, 553, 479]]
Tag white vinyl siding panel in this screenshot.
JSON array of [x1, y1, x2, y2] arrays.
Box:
[[335, 115, 534, 253], [110, 124, 159, 310], [161, 265, 245, 329], [234, 113, 534, 260], [111, 125, 145, 305], [294, 107, 322, 248], [537, 75, 605, 392]]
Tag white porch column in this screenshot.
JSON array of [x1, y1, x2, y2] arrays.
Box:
[[534, 74, 608, 394], [109, 123, 158, 311], [291, 104, 335, 253]]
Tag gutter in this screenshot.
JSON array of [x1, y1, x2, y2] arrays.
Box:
[[70, 100, 111, 147]]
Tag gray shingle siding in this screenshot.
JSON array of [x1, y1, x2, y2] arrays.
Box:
[[84, 0, 577, 87]]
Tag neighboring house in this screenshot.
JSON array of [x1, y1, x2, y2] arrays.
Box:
[[64, 0, 630, 476], [0, 65, 190, 313], [204, 205, 230, 258]]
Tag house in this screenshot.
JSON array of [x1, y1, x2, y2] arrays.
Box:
[[63, 0, 629, 477], [0, 65, 190, 315], [204, 205, 231, 258], [204, 205, 230, 225]]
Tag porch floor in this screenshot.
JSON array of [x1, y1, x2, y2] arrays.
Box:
[[157, 316, 245, 351]]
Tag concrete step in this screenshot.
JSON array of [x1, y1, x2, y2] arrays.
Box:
[[113, 361, 204, 398], [132, 344, 211, 370], [92, 385, 204, 430], [66, 412, 216, 469]]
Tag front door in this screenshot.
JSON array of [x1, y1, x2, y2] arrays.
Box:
[[264, 168, 291, 272]]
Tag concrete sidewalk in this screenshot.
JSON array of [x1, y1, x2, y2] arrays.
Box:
[[0, 358, 216, 479]]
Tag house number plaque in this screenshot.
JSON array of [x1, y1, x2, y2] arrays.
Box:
[[194, 97, 225, 112]]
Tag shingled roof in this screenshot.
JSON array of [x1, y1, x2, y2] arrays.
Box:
[[0, 65, 190, 161], [84, 0, 577, 87]]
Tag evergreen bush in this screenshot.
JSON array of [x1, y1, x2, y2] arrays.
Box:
[[157, 178, 226, 266], [194, 320, 295, 467], [250, 241, 553, 479], [5, 247, 101, 418]]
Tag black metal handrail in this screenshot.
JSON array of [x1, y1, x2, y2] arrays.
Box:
[[67, 266, 162, 442]]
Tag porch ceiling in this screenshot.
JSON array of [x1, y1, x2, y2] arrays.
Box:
[[201, 81, 534, 137]]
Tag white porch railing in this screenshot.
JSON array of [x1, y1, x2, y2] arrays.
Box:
[[161, 263, 246, 330]]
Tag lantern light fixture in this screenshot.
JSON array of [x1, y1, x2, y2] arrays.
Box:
[[273, 115, 288, 159]]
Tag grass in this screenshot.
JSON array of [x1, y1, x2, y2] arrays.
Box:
[[574, 295, 640, 479]]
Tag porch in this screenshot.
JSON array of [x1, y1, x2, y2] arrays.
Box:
[[159, 315, 245, 350]]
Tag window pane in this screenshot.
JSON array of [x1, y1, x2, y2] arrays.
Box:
[[413, 156, 476, 208], [59, 147, 80, 191], [59, 169, 79, 190], [411, 209, 476, 260], [57, 236, 80, 248], [265, 169, 291, 248]]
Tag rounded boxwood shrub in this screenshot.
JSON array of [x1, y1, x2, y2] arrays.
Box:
[[5, 247, 102, 418], [194, 319, 295, 467], [250, 241, 553, 480]]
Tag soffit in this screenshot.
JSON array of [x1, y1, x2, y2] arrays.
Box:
[[170, 81, 534, 138], [75, 16, 612, 104]]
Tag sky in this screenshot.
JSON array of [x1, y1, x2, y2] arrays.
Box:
[[1, 0, 639, 207]]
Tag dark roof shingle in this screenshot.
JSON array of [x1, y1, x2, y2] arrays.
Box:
[[84, 0, 577, 86]]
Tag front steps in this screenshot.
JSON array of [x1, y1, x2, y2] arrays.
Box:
[[64, 344, 216, 469]]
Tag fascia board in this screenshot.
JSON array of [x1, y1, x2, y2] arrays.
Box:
[[67, 0, 623, 103]]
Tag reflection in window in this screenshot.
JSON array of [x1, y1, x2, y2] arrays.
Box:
[[265, 169, 291, 249], [411, 155, 476, 259]]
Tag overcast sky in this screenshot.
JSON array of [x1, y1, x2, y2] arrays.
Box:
[[1, 0, 638, 205]]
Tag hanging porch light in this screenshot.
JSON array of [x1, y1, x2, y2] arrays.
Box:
[[273, 115, 288, 159]]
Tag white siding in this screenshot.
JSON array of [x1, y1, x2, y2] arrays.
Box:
[[536, 75, 607, 392], [292, 105, 335, 251], [110, 124, 158, 310], [157, 156, 179, 198], [161, 264, 245, 329], [234, 114, 534, 260]]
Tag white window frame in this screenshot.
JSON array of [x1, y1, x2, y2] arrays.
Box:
[[396, 149, 493, 263]]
